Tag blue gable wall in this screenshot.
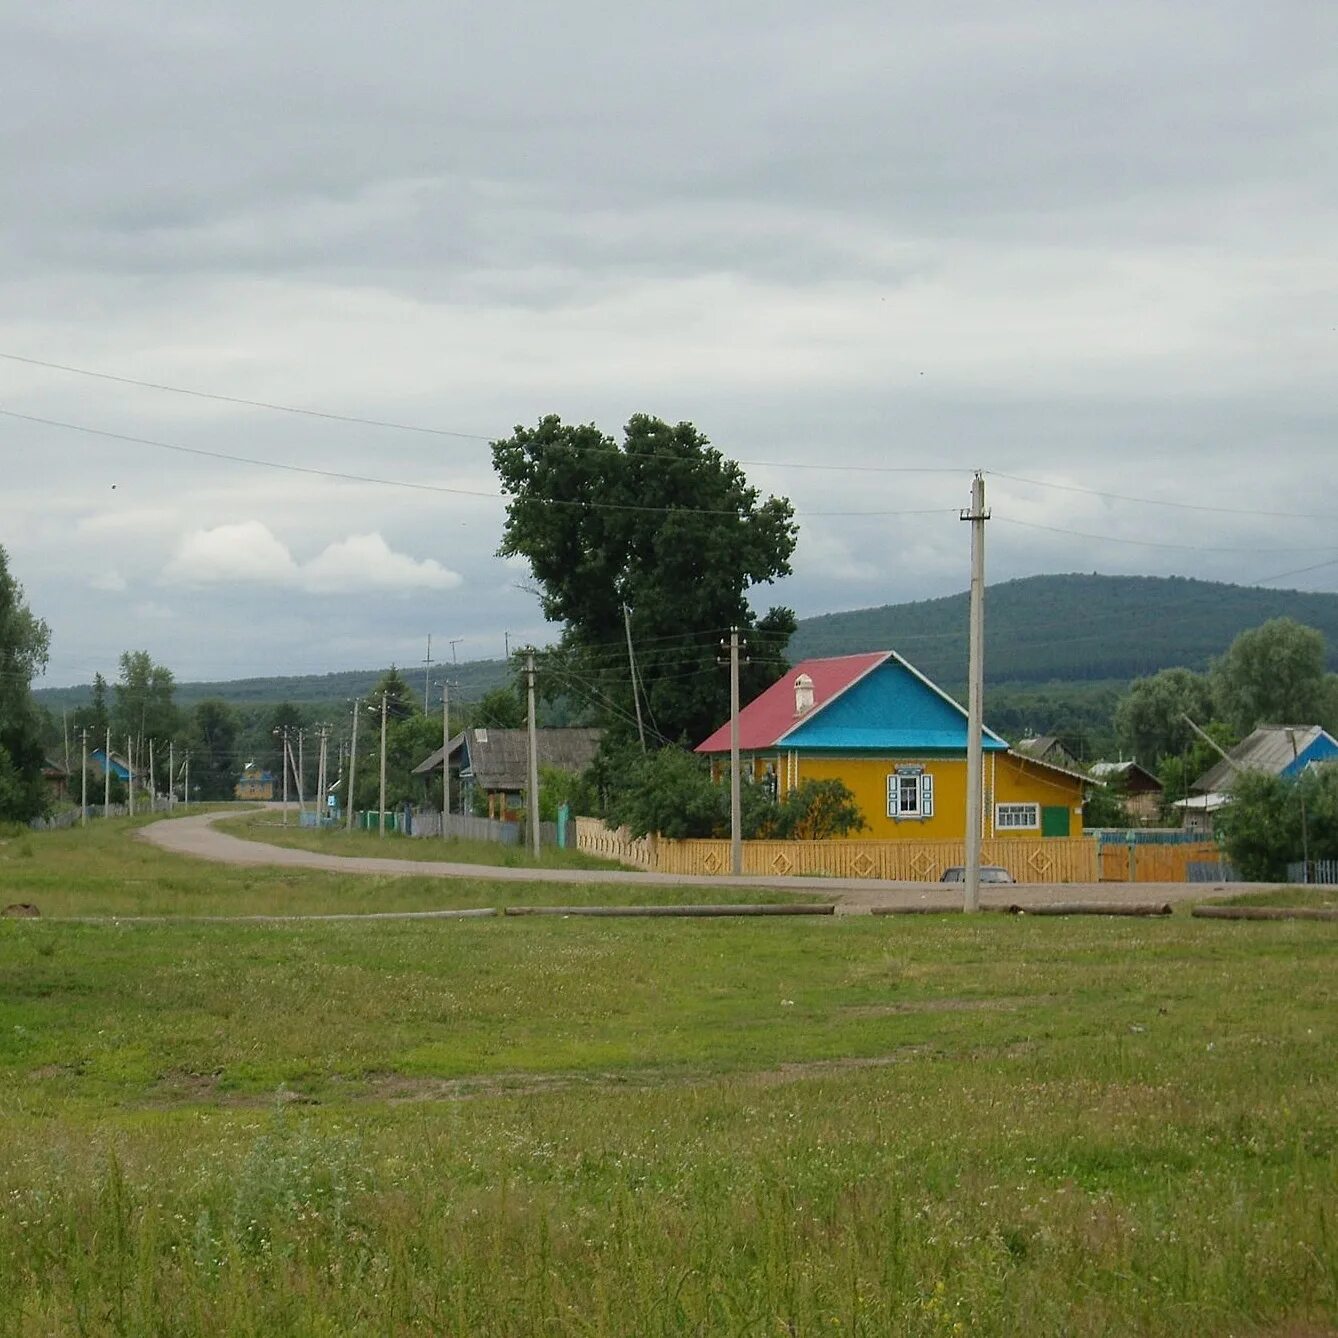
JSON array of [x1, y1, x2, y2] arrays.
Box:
[[1281, 731, 1338, 779], [783, 661, 1006, 752]]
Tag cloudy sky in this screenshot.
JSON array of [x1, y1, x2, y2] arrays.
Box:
[[3, 1, 1336, 688]]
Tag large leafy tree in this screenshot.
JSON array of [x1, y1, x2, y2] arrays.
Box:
[[186, 699, 242, 800], [1114, 667, 1217, 766], [493, 414, 799, 746], [1212, 618, 1332, 735], [0, 546, 52, 821], [111, 651, 179, 755], [1215, 768, 1338, 882]]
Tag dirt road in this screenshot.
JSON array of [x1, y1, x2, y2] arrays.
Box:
[[138, 811, 1220, 914]]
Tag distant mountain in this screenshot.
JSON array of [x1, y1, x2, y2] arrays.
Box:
[[34, 574, 1338, 717], [787, 574, 1338, 689]]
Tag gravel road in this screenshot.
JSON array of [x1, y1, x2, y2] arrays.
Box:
[[138, 810, 1222, 915]]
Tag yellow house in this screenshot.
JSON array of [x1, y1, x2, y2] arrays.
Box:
[[696, 651, 1086, 839]]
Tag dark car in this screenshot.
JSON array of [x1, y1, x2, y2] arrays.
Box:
[[940, 865, 1015, 884]]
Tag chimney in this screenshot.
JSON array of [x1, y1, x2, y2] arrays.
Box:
[[794, 673, 815, 716]]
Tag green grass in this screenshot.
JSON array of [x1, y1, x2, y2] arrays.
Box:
[[1211, 884, 1338, 910], [1, 818, 1336, 1334], [216, 810, 632, 871], [0, 811, 800, 917]]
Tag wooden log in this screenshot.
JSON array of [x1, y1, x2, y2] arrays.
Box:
[[502, 903, 834, 918], [1000, 902, 1173, 917], [1191, 905, 1338, 922]]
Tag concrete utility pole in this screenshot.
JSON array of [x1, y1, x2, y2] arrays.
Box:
[[346, 700, 360, 831], [168, 741, 175, 810], [1287, 728, 1311, 883], [728, 629, 745, 876], [378, 693, 389, 839], [79, 728, 88, 827], [103, 727, 111, 816], [148, 738, 155, 809], [525, 649, 540, 857], [422, 635, 433, 711], [449, 638, 463, 665], [296, 729, 307, 812], [961, 472, 989, 913], [127, 735, 135, 818], [623, 603, 647, 752], [183, 752, 190, 807]]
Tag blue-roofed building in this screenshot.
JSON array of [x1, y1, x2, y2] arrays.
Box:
[[697, 652, 1089, 840]]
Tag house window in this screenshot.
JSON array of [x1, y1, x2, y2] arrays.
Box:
[[887, 768, 934, 820], [995, 802, 1039, 830]]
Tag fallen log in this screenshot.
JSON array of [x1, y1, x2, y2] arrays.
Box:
[[503, 903, 834, 918], [1000, 902, 1173, 917], [1192, 905, 1338, 922]]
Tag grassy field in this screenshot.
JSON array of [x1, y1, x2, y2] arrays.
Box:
[[1, 815, 1336, 1335], [0, 812, 794, 918], [215, 810, 632, 872]]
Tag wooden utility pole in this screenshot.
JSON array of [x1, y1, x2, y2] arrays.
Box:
[[623, 603, 647, 752], [378, 693, 389, 839], [127, 735, 135, 817], [441, 680, 451, 831], [346, 700, 360, 831], [148, 738, 155, 809], [183, 752, 190, 807], [274, 726, 290, 825], [103, 727, 111, 816], [79, 728, 88, 827], [422, 635, 433, 711], [961, 472, 989, 913], [525, 650, 540, 857]]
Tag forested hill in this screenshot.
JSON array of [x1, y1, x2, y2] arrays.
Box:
[[34, 574, 1338, 714], [787, 574, 1338, 687]]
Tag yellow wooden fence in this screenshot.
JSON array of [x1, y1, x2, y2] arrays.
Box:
[[1098, 840, 1222, 883], [575, 819, 1099, 883]]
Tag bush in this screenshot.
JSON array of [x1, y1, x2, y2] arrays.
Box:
[[1215, 768, 1338, 881]]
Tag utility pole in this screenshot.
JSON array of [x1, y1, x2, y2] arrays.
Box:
[[525, 649, 540, 857], [168, 740, 175, 809], [346, 700, 360, 831], [183, 752, 190, 807], [296, 729, 307, 812], [961, 472, 989, 913], [79, 728, 88, 827], [1288, 729, 1311, 884], [63, 710, 70, 781], [127, 735, 135, 818], [273, 726, 290, 825], [378, 693, 389, 839], [422, 635, 433, 711], [721, 629, 745, 876], [449, 638, 463, 665], [148, 738, 156, 809], [103, 726, 111, 817], [441, 679, 451, 831], [623, 603, 647, 752]]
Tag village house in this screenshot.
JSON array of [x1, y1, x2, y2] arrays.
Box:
[[696, 652, 1088, 839], [414, 727, 603, 820], [1175, 723, 1338, 833], [235, 765, 276, 801], [1088, 760, 1164, 825]]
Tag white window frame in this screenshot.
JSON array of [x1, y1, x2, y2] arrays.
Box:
[[887, 767, 934, 820], [995, 802, 1039, 831]]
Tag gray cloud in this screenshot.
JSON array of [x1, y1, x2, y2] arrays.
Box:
[[2, 0, 1335, 688]]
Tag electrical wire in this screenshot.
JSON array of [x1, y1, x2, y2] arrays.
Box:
[[993, 515, 1338, 555], [0, 409, 961, 520]]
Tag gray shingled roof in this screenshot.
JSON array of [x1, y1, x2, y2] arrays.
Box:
[[413, 727, 604, 791], [1193, 724, 1328, 794]]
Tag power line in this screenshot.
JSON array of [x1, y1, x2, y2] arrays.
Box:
[[989, 470, 1329, 522], [0, 408, 961, 520], [0, 349, 971, 476], [993, 515, 1338, 555]]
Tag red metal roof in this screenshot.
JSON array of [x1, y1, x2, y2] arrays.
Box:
[[696, 652, 890, 753]]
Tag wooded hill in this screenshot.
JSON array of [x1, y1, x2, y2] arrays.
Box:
[[788, 574, 1338, 687], [35, 574, 1338, 719]]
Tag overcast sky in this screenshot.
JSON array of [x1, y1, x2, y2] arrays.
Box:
[[3, 1, 1336, 688]]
